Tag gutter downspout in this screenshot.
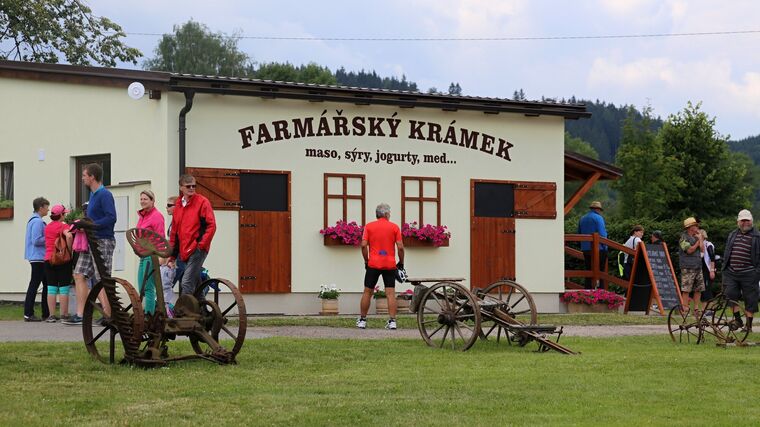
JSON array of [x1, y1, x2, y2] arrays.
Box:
[[178, 90, 195, 176]]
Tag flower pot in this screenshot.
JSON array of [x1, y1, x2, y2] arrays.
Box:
[[396, 298, 411, 313], [0, 207, 12, 220], [320, 299, 339, 315], [375, 297, 388, 314], [566, 302, 616, 314], [402, 236, 449, 247], [323, 235, 358, 246]]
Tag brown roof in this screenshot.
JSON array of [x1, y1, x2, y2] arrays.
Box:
[[565, 150, 623, 181], [0, 59, 591, 119]]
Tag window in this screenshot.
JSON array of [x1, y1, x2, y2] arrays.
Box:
[[401, 176, 441, 226], [324, 173, 365, 227], [0, 162, 12, 202], [75, 154, 111, 208]]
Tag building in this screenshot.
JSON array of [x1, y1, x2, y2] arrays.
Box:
[[0, 60, 591, 314]]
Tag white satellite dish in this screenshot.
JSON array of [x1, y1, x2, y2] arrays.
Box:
[[127, 82, 145, 100]]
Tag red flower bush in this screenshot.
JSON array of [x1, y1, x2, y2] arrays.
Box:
[[402, 222, 451, 247], [320, 220, 364, 246], [560, 289, 625, 310]]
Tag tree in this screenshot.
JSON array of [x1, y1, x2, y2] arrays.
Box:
[[255, 62, 336, 85], [0, 0, 141, 66], [512, 89, 526, 100], [614, 106, 681, 219], [659, 102, 752, 218], [143, 20, 253, 76], [448, 82, 462, 95]]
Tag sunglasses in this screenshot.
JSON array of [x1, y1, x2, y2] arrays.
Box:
[[184, 184, 197, 189]]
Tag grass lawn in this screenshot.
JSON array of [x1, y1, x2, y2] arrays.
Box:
[[2, 334, 760, 426]]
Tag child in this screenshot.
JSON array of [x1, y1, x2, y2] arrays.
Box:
[[43, 205, 73, 322]]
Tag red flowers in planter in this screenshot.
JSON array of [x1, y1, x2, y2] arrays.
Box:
[[402, 222, 451, 247], [320, 220, 364, 246], [560, 289, 625, 310]]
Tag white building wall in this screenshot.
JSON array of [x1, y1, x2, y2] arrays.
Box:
[[0, 77, 174, 295]]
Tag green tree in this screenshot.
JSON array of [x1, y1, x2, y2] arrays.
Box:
[[0, 0, 141, 66], [614, 106, 682, 219], [448, 82, 462, 95], [659, 102, 751, 218], [564, 132, 614, 214], [143, 20, 253, 76], [254, 62, 336, 85], [565, 132, 598, 159]]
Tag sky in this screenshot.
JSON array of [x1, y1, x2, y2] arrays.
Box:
[[89, 0, 760, 139]]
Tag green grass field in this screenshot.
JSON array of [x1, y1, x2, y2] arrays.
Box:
[[2, 334, 760, 426]]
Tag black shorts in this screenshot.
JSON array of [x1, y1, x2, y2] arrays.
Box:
[[44, 261, 73, 286], [364, 268, 396, 289]]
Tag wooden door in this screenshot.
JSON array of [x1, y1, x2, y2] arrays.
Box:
[[470, 180, 516, 289], [238, 171, 291, 293]]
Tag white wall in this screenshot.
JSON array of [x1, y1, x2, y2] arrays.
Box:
[[0, 77, 174, 294], [184, 95, 566, 297]]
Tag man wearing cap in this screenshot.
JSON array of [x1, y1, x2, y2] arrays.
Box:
[[679, 217, 704, 315], [578, 201, 608, 289], [721, 209, 760, 331]]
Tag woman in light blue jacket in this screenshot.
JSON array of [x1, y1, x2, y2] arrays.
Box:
[[24, 197, 49, 321]]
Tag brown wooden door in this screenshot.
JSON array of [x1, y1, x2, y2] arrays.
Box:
[[238, 171, 291, 293], [470, 180, 516, 289]]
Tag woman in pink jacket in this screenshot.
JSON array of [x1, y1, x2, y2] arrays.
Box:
[[136, 190, 165, 314]]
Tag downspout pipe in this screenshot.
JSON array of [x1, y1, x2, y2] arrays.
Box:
[[178, 90, 195, 176]]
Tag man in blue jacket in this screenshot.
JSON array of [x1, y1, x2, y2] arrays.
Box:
[[24, 197, 50, 321], [65, 164, 116, 325], [578, 201, 608, 289]]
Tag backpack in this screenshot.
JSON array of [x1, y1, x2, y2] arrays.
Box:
[[50, 231, 72, 266]]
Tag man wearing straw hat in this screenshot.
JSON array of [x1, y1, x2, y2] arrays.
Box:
[[678, 216, 704, 316], [577, 201, 608, 290]]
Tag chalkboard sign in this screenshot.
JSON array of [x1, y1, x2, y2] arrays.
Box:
[[645, 244, 681, 311], [625, 243, 682, 314]]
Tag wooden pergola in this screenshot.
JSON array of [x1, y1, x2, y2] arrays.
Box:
[[563, 150, 622, 214]]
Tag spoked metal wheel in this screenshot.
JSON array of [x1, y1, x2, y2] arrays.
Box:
[[475, 280, 537, 344], [83, 278, 145, 364], [710, 303, 749, 345], [416, 282, 481, 351], [191, 278, 248, 357], [667, 305, 704, 344]]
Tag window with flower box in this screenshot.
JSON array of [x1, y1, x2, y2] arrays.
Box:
[[323, 173, 366, 245], [401, 176, 448, 247], [0, 162, 13, 220]]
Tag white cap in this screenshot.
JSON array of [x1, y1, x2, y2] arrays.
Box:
[[738, 209, 753, 222]]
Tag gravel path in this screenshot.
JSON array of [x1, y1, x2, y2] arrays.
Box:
[[0, 321, 665, 342]]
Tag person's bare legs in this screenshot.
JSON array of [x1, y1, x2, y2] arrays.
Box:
[[47, 292, 57, 319], [99, 288, 111, 317], [360, 287, 373, 317], [73, 274, 88, 317], [60, 294, 69, 318], [387, 288, 397, 319]]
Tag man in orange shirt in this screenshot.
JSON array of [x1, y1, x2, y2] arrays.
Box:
[[358, 203, 405, 329]]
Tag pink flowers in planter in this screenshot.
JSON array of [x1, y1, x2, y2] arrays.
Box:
[[402, 222, 451, 247], [320, 220, 364, 246], [560, 289, 625, 310]]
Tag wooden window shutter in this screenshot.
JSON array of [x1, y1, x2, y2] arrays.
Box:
[[513, 181, 556, 219], [184, 167, 241, 210]]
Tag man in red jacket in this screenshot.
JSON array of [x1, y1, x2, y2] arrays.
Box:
[[168, 174, 216, 297]]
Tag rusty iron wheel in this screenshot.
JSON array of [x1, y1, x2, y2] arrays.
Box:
[[667, 305, 703, 344], [83, 278, 144, 364], [476, 280, 537, 343], [191, 278, 248, 357], [709, 304, 749, 345], [416, 281, 481, 351]]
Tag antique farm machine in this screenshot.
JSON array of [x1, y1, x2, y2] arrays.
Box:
[[78, 221, 247, 366], [409, 278, 576, 354]]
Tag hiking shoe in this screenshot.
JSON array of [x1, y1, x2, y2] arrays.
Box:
[[386, 319, 397, 330], [729, 318, 744, 330], [356, 318, 367, 329], [63, 315, 83, 325], [45, 316, 58, 323], [24, 315, 42, 322]]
